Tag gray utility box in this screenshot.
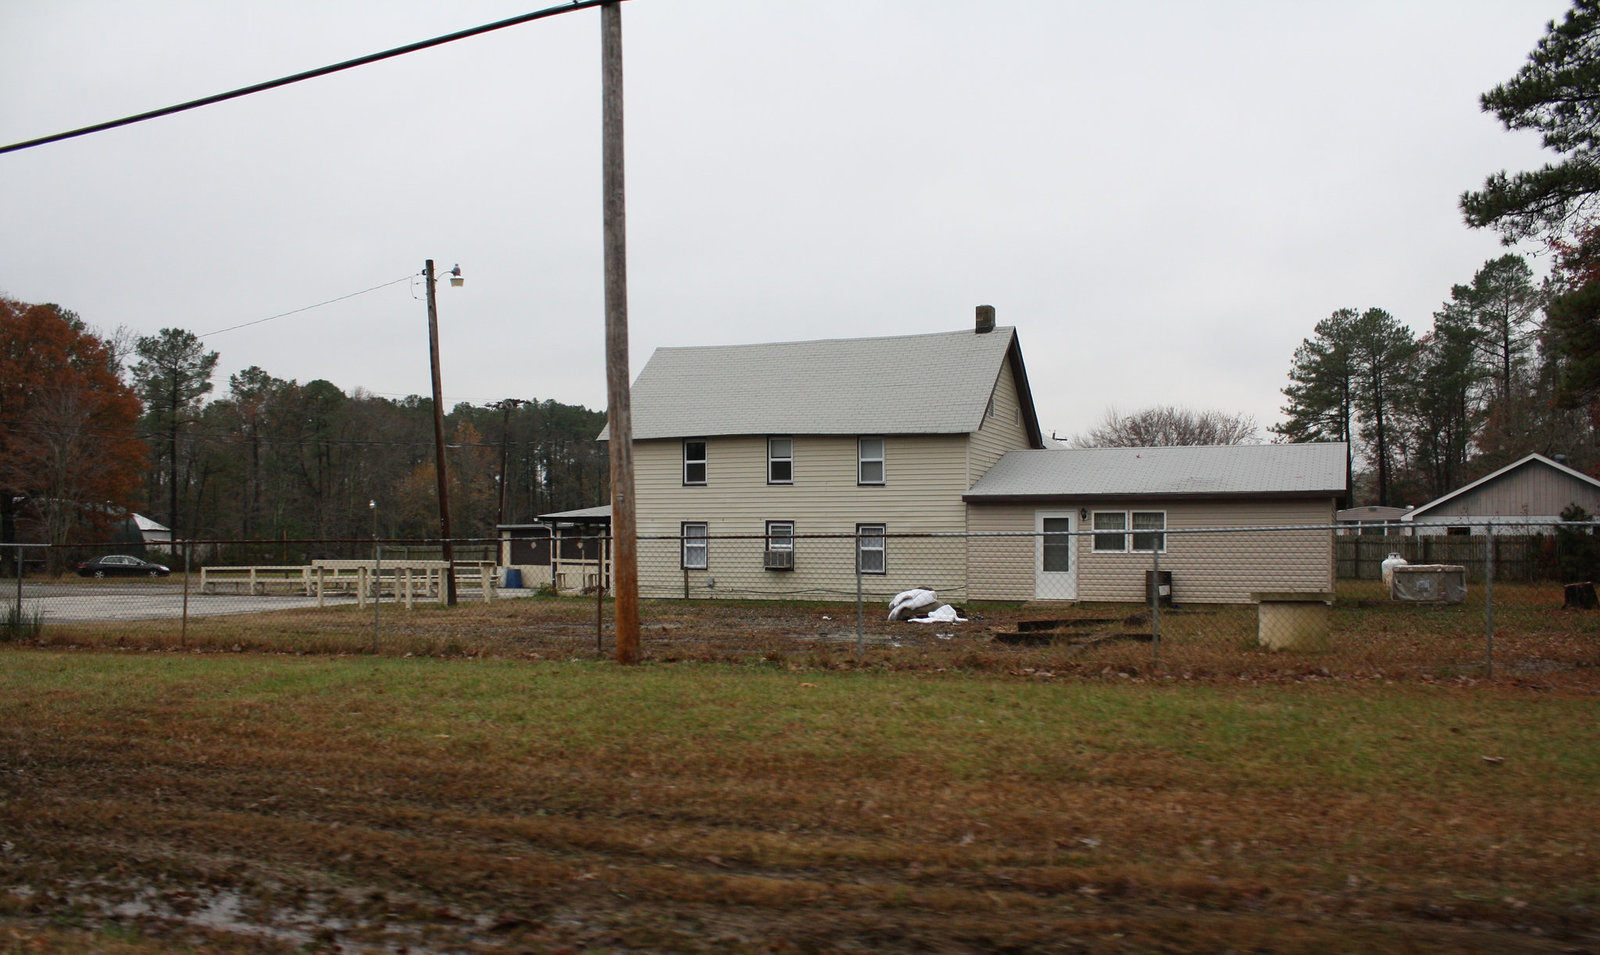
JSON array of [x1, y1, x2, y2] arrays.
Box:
[[1145, 570, 1173, 608], [1389, 564, 1467, 604]]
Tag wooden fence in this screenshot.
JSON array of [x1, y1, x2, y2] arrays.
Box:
[[1337, 534, 1562, 582]]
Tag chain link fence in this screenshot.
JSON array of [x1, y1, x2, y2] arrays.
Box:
[[4, 522, 1598, 680]]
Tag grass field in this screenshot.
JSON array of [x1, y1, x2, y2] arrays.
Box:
[[1, 649, 1597, 952]]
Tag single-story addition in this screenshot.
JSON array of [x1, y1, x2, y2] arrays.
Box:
[[1336, 505, 1411, 536], [497, 506, 613, 593], [607, 306, 1346, 604], [1403, 452, 1600, 534], [963, 443, 1346, 603]]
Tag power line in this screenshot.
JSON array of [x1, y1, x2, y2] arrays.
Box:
[[0, 0, 611, 156], [197, 275, 413, 338]]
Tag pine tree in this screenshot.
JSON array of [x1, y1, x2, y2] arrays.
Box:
[[1275, 308, 1359, 502], [1462, 0, 1600, 247], [130, 329, 219, 536]]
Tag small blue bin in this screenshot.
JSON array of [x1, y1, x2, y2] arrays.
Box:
[[503, 568, 523, 589]]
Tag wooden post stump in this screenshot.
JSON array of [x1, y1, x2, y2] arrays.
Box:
[[1563, 582, 1597, 609]]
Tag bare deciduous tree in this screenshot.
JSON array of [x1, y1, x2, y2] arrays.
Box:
[[1072, 405, 1260, 448]]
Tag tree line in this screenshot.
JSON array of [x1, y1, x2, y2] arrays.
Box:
[[0, 302, 608, 550], [1271, 253, 1590, 508], [1279, 1, 1600, 509]]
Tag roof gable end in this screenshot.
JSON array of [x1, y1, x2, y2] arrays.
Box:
[[1404, 453, 1600, 519]]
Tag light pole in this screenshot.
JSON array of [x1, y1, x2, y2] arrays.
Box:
[[369, 499, 380, 640], [424, 259, 463, 606], [490, 398, 528, 531]]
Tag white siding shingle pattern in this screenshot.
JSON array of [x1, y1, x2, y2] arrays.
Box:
[[601, 327, 1021, 440], [966, 444, 1347, 499]]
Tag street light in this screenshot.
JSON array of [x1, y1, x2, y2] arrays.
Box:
[[369, 499, 380, 637], [424, 259, 463, 606]]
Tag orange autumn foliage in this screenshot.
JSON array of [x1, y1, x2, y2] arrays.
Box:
[[0, 297, 146, 544]]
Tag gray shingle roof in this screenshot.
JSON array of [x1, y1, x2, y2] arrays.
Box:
[[602, 327, 1026, 440], [965, 444, 1348, 500]]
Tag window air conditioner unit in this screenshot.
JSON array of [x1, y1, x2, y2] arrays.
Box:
[[764, 549, 794, 570]]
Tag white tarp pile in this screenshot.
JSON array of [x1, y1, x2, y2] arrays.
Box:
[[887, 588, 967, 624], [910, 604, 966, 624]]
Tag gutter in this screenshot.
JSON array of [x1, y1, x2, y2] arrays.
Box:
[[963, 490, 1345, 505]]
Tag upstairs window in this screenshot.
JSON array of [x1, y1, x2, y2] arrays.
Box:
[[764, 521, 795, 570], [858, 437, 885, 485], [768, 437, 793, 484], [683, 440, 707, 485]]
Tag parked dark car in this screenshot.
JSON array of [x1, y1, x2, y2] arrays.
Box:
[[76, 555, 171, 578]]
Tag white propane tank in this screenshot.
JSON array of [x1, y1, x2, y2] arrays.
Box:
[[1381, 552, 1409, 586]]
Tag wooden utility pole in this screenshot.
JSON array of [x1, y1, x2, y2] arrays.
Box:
[[424, 259, 458, 606], [602, 0, 639, 663], [492, 398, 526, 529]]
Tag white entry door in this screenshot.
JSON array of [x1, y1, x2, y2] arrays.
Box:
[[1035, 510, 1078, 600]]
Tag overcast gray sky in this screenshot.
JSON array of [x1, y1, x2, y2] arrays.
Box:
[[0, 0, 1572, 441]]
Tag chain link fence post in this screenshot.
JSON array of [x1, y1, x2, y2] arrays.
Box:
[[1150, 542, 1162, 671], [1484, 521, 1495, 679], [856, 531, 864, 660], [12, 544, 22, 624], [373, 535, 382, 653], [180, 539, 191, 647]]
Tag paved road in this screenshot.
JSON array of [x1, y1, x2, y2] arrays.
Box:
[[7, 581, 525, 623]]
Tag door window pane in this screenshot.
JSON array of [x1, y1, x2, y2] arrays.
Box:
[[1042, 517, 1071, 572]]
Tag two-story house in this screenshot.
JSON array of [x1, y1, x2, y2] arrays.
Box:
[[604, 308, 1345, 604], [606, 307, 1040, 600]]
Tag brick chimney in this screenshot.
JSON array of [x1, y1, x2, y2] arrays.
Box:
[[975, 304, 995, 333]]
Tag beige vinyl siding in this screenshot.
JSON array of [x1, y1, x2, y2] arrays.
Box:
[[965, 504, 1037, 601], [634, 434, 970, 600], [966, 499, 1336, 604], [967, 358, 1030, 485]]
